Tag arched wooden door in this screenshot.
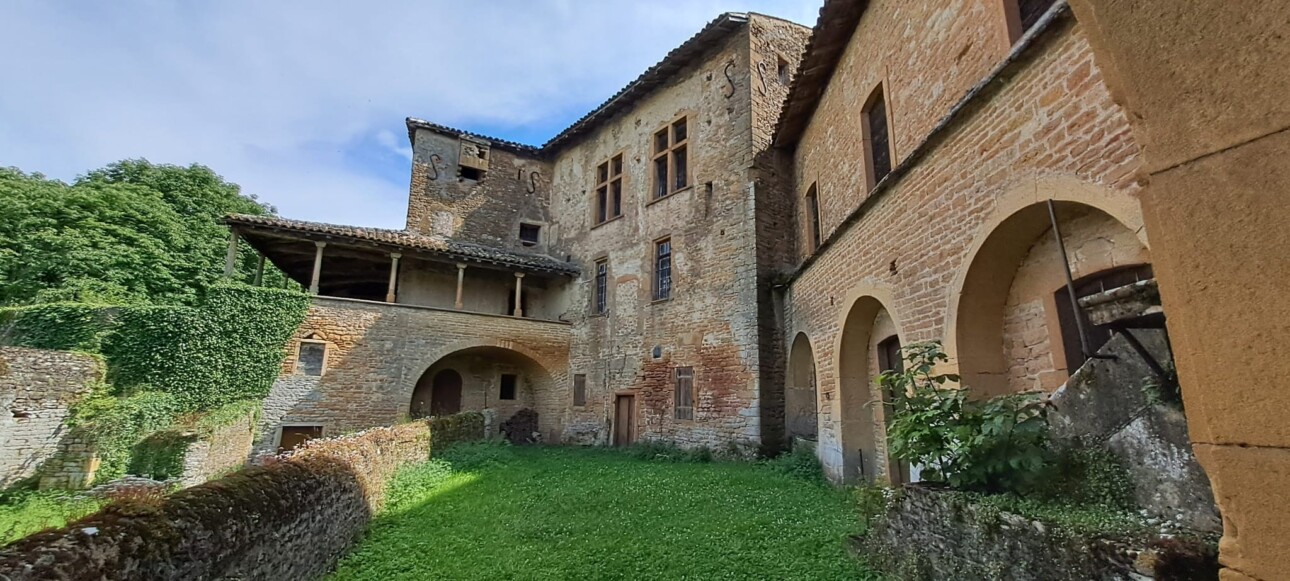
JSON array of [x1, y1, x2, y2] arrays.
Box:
[[430, 369, 463, 416]]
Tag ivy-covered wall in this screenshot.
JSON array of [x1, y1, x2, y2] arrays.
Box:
[[0, 284, 309, 485], [0, 412, 485, 580]]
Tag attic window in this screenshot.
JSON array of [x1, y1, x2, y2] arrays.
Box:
[[459, 166, 483, 181], [519, 223, 541, 247], [777, 56, 790, 85], [458, 138, 490, 181]]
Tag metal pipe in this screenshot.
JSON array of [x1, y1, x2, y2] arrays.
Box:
[[1047, 199, 1098, 359]]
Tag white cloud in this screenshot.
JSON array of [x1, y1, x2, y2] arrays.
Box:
[[0, 1, 820, 228]]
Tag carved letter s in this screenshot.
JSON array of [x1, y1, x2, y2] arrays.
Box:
[[428, 154, 443, 181]]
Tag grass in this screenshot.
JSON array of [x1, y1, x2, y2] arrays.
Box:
[[330, 444, 878, 580], [0, 488, 102, 546]]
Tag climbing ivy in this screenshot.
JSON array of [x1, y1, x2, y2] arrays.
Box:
[[0, 303, 114, 352]]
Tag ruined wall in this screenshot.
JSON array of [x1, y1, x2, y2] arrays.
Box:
[[547, 20, 810, 450], [1063, 2, 1290, 577], [256, 297, 570, 454], [0, 347, 101, 488], [178, 410, 256, 487], [405, 127, 553, 250], [783, 11, 1145, 480]]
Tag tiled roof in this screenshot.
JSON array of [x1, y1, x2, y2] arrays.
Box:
[[222, 214, 580, 276], [773, 0, 869, 147], [405, 118, 541, 155]]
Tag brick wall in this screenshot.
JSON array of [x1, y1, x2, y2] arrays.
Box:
[[256, 297, 570, 454], [783, 8, 1146, 480], [0, 347, 101, 488]]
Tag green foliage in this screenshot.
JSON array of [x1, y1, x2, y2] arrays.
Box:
[[103, 284, 309, 410], [882, 341, 1052, 494], [182, 399, 262, 436], [0, 303, 113, 351], [1043, 447, 1137, 510], [69, 389, 182, 483], [434, 441, 515, 472], [761, 445, 827, 483], [331, 447, 879, 580], [954, 491, 1150, 539], [0, 489, 102, 546], [127, 431, 196, 481], [0, 161, 286, 307], [626, 440, 716, 463]]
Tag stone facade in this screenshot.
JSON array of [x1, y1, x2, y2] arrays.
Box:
[[0, 347, 101, 488], [178, 408, 256, 487], [256, 296, 571, 454]]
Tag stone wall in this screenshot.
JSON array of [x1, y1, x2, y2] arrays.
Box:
[[863, 486, 1217, 580], [256, 297, 570, 454], [178, 408, 256, 487], [1049, 330, 1221, 534], [549, 15, 810, 450], [0, 347, 102, 488], [0, 413, 484, 580], [780, 6, 1146, 481]]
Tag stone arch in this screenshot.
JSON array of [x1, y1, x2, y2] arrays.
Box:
[[945, 178, 1149, 396], [408, 340, 558, 437], [834, 283, 907, 483], [786, 332, 819, 442]]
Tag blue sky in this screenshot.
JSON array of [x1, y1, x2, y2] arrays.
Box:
[[0, 1, 820, 228]]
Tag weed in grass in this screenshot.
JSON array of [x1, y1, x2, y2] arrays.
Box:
[[0, 488, 102, 546]]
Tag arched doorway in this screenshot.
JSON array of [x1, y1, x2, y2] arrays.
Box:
[[837, 295, 904, 484], [786, 333, 818, 442], [952, 200, 1150, 396], [411, 369, 462, 418]]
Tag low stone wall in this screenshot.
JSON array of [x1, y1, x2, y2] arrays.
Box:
[[862, 486, 1218, 580], [0, 347, 102, 488], [0, 411, 485, 580], [178, 409, 257, 487]]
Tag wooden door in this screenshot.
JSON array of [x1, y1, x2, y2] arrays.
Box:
[[431, 369, 463, 416], [613, 395, 635, 447], [877, 336, 912, 484]]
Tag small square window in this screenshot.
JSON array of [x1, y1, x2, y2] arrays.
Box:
[[500, 374, 518, 400], [296, 341, 326, 376], [460, 166, 483, 181], [519, 223, 541, 247]]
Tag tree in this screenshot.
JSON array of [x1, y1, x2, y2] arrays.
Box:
[[0, 160, 285, 306]]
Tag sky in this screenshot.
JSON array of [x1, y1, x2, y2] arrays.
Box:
[[0, 1, 821, 229]]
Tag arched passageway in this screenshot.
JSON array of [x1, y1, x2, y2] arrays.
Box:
[[952, 201, 1150, 396], [786, 333, 819, 442], [837, 295, 906, 484], [409, 346, 557, 437]]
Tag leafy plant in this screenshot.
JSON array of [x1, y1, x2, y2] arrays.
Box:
[[880, 341, 1051, 494], [761, 446, 826, 483]]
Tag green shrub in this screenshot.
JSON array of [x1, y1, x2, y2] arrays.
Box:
[[627, 441, 715, 463], [882, 341, 1051, 494], [761, 446, 826, 483], [69, 389, 182, 483], [436, 441, 515, 472], [127, 431, 196, 481], [0, 303, 114, 351]]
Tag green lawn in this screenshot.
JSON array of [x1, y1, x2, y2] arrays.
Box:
[[331, 445, 878, 580], [0, 489, 102, 546]]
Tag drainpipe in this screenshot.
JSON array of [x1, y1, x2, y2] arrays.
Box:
[[1046, 199, 1112, 361]]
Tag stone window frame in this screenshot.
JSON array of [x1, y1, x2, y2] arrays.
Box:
[[674, 366, 695, 421], [593, 151, 626, 227], [275, 423, 325, 452], [649, 113, 693, 202], [291, 332, 330, 377], [498, 372, 519, 401], [804, 182, 822, 252], [860, 81, 897, 192], [518, 222, 543, 247], [572, 374, 588, 408], [651, 235, 674, 303], [592, 256, 610, 316]]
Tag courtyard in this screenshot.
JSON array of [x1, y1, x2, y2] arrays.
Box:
[[329, 444, 878, 580]]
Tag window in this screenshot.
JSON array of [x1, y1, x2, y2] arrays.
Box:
[[519, 223, 541, 247], [573, 374, 587, 407], [652, 117, 690, 199], [653, 238, 672, 301], [777, 56, 791, 85], [279, 425, 323, 452], [595, 153, 624, 225], [594, 259, 609, 314], [458, 138, 489, 181], [1054, 264, 1155, 374], [296, 339, 327, 376], [805, 183, 822, 251], [863, 86, 892, 188], [877, 336, 903, 375], [500, 374, 518, 400], [674, 367, 695, 420], [1006, 0, 1059, 42]]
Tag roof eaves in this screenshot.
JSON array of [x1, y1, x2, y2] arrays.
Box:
[[405, 118, 542, 156], [772, 0, 870, 149]]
